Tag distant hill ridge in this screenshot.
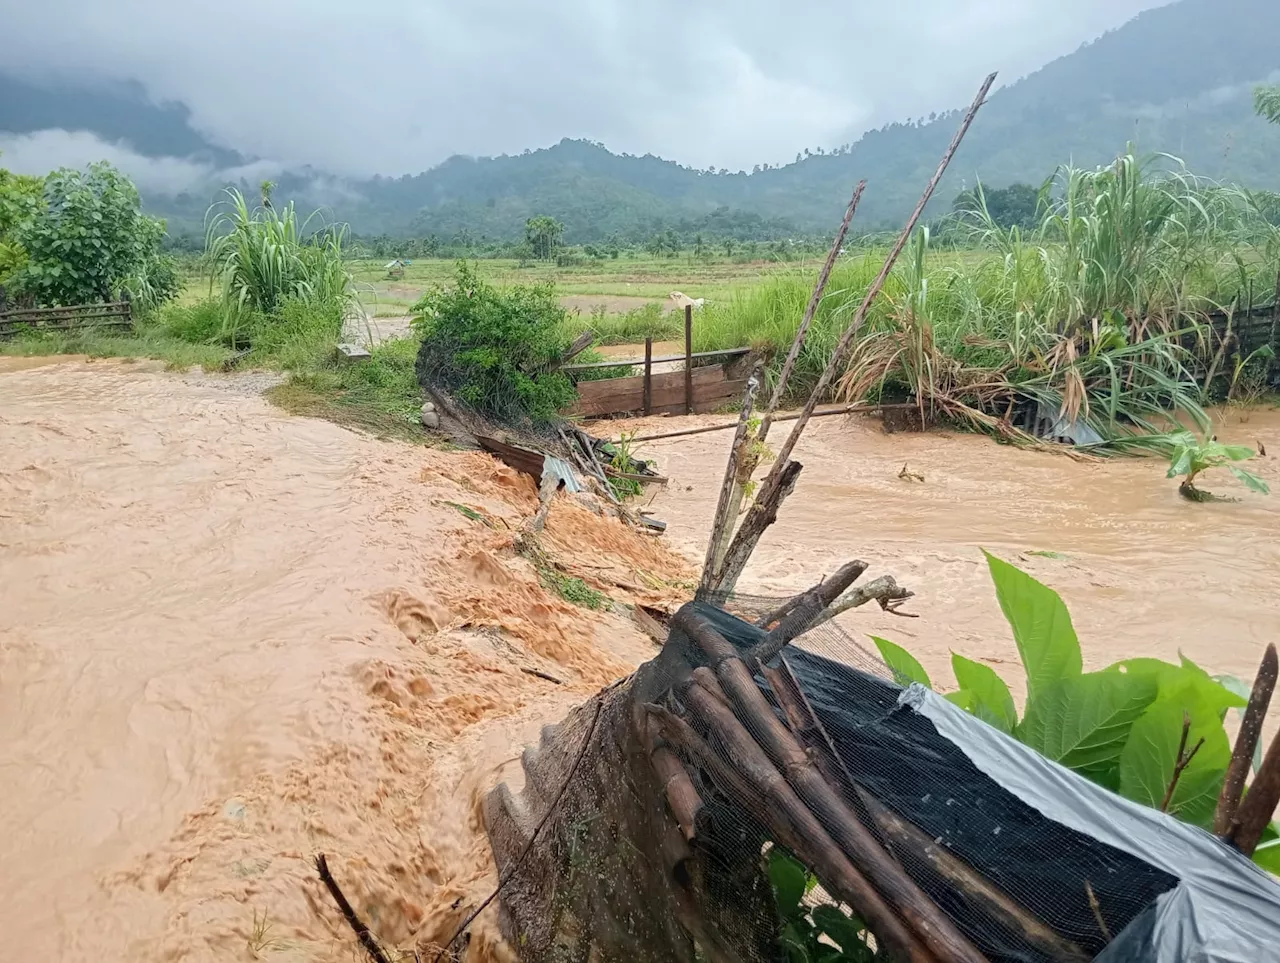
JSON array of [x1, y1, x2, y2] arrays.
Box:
[[3, 0, 1279, 239]]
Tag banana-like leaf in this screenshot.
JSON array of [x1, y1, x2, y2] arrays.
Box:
[[984, 551, 1082, 699], [872, 637, 932, 688], [951, 653, 1018, 733]]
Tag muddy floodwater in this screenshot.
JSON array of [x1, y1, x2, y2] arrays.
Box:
[[2, 356, 1278, 960], [631, 407, 1280, 691]]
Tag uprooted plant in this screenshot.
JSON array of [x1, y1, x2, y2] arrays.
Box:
[[872, 552, 1280, 873], [1163, 430, 1270, 501]]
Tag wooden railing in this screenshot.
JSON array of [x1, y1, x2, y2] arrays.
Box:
[[0, 298, 133, 339]]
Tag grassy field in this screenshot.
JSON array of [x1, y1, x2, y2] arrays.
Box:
[[345, 255, 802, 317]]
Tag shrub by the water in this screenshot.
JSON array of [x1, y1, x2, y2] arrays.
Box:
[[413, 261, 576, 425]]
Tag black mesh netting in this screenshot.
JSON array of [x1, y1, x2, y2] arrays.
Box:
[[479, 594, 1280, 963]]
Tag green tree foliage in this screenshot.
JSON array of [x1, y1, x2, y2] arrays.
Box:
[[412, 261, 576, 424], [951, 182, 1042, 230], [875, 552, 1280, 859], [768, 849, 883, 962], [1256, 85, 1280, 125], [10, 162, 167, 306], [524, 215, 564, 260], [0, 162, 43, 286]]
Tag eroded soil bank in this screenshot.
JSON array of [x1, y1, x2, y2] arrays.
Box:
[[3, 356, 1278, 960]]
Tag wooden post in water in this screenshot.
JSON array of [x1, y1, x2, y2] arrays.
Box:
[[685, 305, 694, 415], [643, 337, 654, 415]]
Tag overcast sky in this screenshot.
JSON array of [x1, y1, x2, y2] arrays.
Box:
[[1, 0, 1172, 181]]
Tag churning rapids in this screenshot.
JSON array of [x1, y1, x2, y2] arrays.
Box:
[[2, 356, 1278, 960]]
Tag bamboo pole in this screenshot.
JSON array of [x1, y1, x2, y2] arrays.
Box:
[[712, 72, 997, 596], [647, 701, 936, 963], [674, 608, 990, 963], [699, 368, 762, 593], [760, 180, 867, 438]]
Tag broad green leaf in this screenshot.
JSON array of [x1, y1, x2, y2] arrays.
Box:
[[984, 551, 1082, 699], [1016, 671, 1159, 787], [1254, 839, 1280, 876], [812, 904, 871, 959], [1167, 446, 1194, 479], [1220, 444, 1257, 463], [1106, 658, 1245, 718], [872, 637, 932, 688], [1228, 465, 1270, 494], [768, 849, 808, 917], [952, 653, 1018, 733], [945, 690, 973, 710], [1118, 691, 1230, 828]]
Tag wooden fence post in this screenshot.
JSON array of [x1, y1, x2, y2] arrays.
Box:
[[685, 305, 694, 415], [643, 337, 654, 415]]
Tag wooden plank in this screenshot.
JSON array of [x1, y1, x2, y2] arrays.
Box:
[[562, 347, 750, 372], [570, 366, 726, 417], [0, 300, 130, 320], [0, 318, 133, 339], [648, 378, 748, 416]]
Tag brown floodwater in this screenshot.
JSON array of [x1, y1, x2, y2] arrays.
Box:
[[630, 407, 1280, 695], [0, 357, 664, 961], [3, 355, 1278, 960]]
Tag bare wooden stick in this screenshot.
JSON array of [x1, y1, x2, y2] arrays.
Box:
[[760, 180, 867, 436], [709, 460, 803, 595], [315, 854, 393, 963], [649, 698, 936, 963], [719, 73, 996, 593], [648, 731, 704, 842], [749, 561, 870, 661], [757, 561, 868, 628], [699, 368, 762, 593], [1084, 881, 1112, 943], [1215, 643, 1278, 836], [675, 609, 990, 963], [808, 575, 916, 628], [1228, 724, 1280, 856], [611, 405, 861, 445], [1160, 713, 1205, 813]]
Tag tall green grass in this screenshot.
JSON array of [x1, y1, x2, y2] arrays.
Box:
[[204, 188, 357, 349], [696, 152, 1279, 446]]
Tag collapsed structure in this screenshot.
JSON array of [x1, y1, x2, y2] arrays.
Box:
[[482, 591, 1280, 963]]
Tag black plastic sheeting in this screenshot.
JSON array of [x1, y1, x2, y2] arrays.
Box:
[[692, 602, 1280, 963]]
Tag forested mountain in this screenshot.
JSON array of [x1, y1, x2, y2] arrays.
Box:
[[3, 0, 1279, 242]]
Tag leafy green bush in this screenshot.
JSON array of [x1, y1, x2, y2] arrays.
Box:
[[873, 553, 1279, 873], [9, 162, 166, 306], [413, 261, 576, 424]]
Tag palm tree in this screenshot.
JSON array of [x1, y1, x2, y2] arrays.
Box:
[[1256, 85, 1280, 125]]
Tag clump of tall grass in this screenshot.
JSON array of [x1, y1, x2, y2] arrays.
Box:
[[204, 188, 357, 349], [700, 151, 1277, 449]]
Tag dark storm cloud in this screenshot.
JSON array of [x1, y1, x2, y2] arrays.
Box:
[[0, 0, 1170, 178]]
